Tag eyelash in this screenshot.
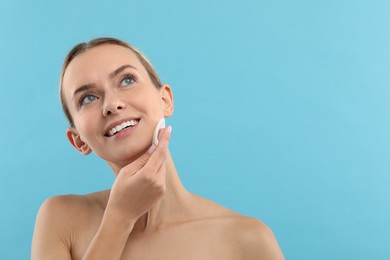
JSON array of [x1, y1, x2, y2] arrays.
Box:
[[78, 92, 99, 107], [120, 73, 137, 87], [78, 73, 138, 107]]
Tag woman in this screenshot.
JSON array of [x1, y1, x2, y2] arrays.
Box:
[[32, 37, 284, 259]]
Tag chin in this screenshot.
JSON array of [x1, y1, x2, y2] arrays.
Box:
[[103, 141, 151, 167]]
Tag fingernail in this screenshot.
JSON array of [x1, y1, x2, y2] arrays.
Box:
[[168, 126, 172, 134], [147, 144, 156, 153]]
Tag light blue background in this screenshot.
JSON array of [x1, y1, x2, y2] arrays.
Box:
[[1, 0, 389, 259]]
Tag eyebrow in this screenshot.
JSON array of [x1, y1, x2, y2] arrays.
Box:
[[109, 64, 137, 79], [72, 83, 96, 102], [71, 64, 137, 101]]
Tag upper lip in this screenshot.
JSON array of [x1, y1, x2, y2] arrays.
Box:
[[104, 117, 140, 136]]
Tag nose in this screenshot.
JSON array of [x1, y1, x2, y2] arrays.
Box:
[[102, 94, 126, 116]]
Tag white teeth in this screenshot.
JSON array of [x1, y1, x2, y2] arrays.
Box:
[[108, 120, 139, 136]]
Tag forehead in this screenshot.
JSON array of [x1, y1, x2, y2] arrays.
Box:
[[62, 44, 144, 95]]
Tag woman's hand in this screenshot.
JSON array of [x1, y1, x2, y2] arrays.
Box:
[[106, 126, 172, 224]]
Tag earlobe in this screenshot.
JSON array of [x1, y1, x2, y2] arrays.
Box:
[[66, 128, 92, 155], [160, 84, 174, 118]]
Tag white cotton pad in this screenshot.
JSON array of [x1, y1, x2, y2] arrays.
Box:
[[153, 118, 166, 146]]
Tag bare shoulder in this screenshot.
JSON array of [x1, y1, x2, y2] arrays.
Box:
[[37, 190, 108, 224], [225, 216, 285, 260], [31, 190, 109, 260], [190, 195, 284, 259]]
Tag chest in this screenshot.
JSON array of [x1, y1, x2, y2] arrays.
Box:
[[121, 226, 239, 260], [72, 221, 241, 260]]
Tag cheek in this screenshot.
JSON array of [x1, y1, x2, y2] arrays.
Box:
[[132, 88, 162, 112], [73, 111, 99, 137]]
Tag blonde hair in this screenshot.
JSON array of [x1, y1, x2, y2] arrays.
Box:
[[59, 37, 162, 127]]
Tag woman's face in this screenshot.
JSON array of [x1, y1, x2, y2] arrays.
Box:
[[62, 44, 173, 170]]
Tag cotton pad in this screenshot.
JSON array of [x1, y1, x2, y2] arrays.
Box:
[[153, 118, 166, 146]]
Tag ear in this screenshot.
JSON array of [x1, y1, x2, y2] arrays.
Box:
[[160, 84, 174, 118], [66, 128, 92, 155]]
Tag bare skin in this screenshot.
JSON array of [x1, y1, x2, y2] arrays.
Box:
[[31, 44, 284, 259]]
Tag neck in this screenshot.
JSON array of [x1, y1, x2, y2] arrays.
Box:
[[111, 150, 194, 232]]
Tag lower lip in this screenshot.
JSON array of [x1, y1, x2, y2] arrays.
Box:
[[109, 122, 139, 139]]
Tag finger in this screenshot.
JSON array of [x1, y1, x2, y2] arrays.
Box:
[[120, 144, 155, 175], [143, 126, 172, 175], [157, 126, 165, 142], [157, 161, 167, 182], [132, 126, 169, 170]]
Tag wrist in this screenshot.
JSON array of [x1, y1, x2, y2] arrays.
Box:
[[103, 206, 137, 232]]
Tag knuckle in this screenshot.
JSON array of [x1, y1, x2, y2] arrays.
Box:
[[159, 185, 166, 195], [151, 179, 165, 194], [156, 180, 166, 194], [155, 186, 165, 196], [152, 179, 161, 189], [142, 174, 155, 184]]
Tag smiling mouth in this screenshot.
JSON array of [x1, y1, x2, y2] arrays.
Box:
[[105, 119, 140, 137]]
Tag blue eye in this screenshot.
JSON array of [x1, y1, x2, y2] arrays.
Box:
[[80, 95, 98, 105], [120, 75, 136, 87]]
